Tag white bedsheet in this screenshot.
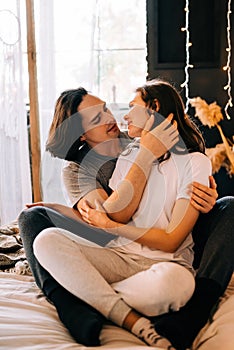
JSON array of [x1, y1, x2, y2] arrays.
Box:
[[0, 272, 234, 350]]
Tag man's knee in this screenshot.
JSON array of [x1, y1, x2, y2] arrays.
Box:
[[18, 206, 53, 253], [18, 206, 46, 227], [216, 196, 234, 217]]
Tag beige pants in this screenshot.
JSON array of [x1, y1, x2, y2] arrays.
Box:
[[34, 227, 195, 325]]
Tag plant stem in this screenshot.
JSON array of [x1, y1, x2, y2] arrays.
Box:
[[216, 124, 234, 173]]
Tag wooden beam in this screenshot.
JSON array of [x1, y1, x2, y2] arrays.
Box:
[[25, 0, 42, 202]]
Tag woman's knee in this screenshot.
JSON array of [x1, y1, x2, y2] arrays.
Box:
[[112, 262, 195, 317], [33, 228, 58, 262]]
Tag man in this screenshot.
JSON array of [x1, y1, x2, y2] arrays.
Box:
[[19, 87, 234, 349]]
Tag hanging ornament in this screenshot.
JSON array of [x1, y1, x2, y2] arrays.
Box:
[[0, 9, 20, 46], [0, 8, 21, 138]]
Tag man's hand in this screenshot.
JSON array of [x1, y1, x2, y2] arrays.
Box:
[[190, 176, 218, 214], [25, 202, 45, 208], [140, 113, 179, 161], [25, 201, 84, 222]]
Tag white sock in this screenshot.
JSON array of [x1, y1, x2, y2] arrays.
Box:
[[131, 317, 173, 348]]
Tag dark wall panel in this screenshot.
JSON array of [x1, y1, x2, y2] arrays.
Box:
[[146, 0, 234, 196]]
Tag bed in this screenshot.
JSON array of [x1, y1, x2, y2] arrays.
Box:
[[1, 223, 234, 350]]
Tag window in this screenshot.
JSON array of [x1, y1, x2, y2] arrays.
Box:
[[40, 0, 147, 104]]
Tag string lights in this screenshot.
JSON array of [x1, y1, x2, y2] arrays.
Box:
[[223, 0, 233, 120], [180, 0, 193, 112]]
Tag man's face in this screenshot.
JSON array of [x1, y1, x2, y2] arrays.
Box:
[[78, 94, 120, 147]]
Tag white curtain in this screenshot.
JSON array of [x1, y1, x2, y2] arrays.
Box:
[[36, 0, 65, 204], [36, 0, 98, 204], [0, 1, 32, 225]]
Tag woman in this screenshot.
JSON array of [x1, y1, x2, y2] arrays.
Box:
[[32, 79, 211, 348]]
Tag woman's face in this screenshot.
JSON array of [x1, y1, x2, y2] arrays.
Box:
[[78, 94, 120, 147], [124, 91, 150, 138]]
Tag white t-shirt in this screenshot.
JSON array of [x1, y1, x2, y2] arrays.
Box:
[[108, 145, 212, 270]]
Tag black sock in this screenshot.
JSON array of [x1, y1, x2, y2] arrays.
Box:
[[46, 285, 105, 346], [153, 278, 222, 350]]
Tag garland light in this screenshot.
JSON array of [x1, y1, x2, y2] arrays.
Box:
[[180, 0, 193, 113], [223, 0, 233, 120]]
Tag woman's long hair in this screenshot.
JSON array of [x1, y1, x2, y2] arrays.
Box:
[[136, 79, 205, 159], [46, 87, 88, 160]]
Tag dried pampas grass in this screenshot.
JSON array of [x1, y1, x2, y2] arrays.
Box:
[[190, 97, 234, 175], [190, 97, 224, 127], [206, 144, 228, 174]]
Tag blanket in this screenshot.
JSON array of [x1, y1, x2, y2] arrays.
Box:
[[0, 221, 31, 275]]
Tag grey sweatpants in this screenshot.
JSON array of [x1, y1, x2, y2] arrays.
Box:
[[33, 227, 195, 326]]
